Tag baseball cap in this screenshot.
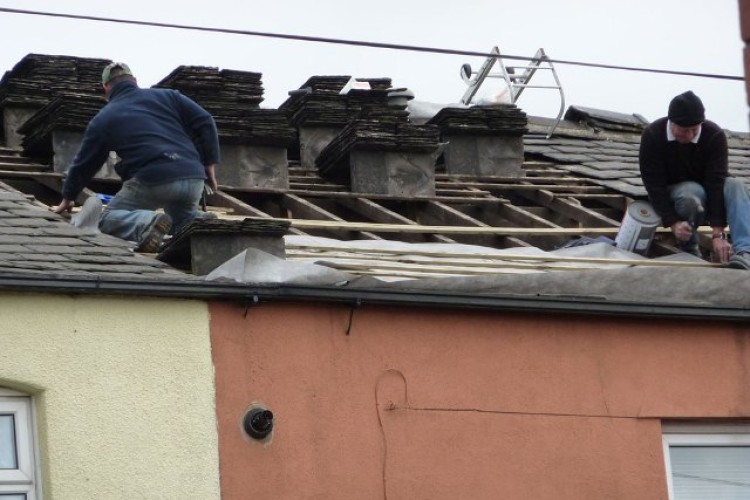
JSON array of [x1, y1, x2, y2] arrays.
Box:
[[102, 62, 134, 85]]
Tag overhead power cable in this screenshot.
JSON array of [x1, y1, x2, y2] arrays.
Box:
[[0, 6, 744, 82]]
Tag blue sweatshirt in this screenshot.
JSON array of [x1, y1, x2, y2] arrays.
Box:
[[62, 80, 220, 200]]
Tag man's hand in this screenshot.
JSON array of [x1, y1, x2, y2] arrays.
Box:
[[53, 199, 75, 214], [670, 220, 693, 242], [204, 164, 218, 192], [712, 237, 732, 264]]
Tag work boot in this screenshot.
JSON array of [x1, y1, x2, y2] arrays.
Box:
[[728, 251, 750, 270], [135, 213, 172, 253]]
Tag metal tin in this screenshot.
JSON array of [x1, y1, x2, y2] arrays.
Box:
[[615, 200, 662, 255]]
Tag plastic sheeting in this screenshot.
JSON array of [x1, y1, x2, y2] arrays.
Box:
[[204, 235, 704, 286]]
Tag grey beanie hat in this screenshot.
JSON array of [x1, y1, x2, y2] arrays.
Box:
[[668, 91, 705, 127]]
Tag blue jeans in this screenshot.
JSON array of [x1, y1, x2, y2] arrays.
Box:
[[668, 178, 750, 253], [724, 177, 750, 254], [99, 177, 205, 243]]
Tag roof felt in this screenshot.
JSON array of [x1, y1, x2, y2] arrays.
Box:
[[353, 265, 750, 311]]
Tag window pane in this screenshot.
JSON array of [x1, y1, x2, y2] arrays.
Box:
[[0, 495, 26, 500], [670, 446, 750, 500], [0, 415, 18, 469]]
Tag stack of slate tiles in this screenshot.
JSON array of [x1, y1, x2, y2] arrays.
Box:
[[426, 104, 528, 136], [315, 119, 441, 182], [154, 66, 296, 147], [281, 76, 407, 128], [279, 75, 392, 112], [158, 217, 291, 273], [19, 93, 106, 157], [563, 106, 648, 134], [0, 53, 109, 109], [155, 66, 264, 109]]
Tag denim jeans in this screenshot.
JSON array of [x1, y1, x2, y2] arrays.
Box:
[[668, 178, 750, 254], [99, 177, 205, 243], [724, 177, 750, 254]]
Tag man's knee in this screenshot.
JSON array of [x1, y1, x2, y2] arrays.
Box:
[[724, 177, 747, 199]]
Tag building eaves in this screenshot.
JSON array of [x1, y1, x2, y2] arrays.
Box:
[[0, 266, 748, 322]]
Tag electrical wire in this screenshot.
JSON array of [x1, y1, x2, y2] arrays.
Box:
[[0, 6, 744, 82]]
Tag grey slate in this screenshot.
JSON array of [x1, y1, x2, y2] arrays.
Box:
[[0, 184, 192, 279], [524, 117, 750, 200]]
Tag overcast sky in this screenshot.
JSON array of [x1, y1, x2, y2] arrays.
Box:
[[0, 0, 747, 131]]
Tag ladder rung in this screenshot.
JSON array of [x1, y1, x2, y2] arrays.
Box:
[[513, 84, 561, 89], [506, 66, 553, 71]]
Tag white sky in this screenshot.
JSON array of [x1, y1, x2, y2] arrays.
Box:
[[0, 0, 747, 131]]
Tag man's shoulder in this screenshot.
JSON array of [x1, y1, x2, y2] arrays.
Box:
[[701, 120, 725, 134], [141, 87, 197, 106], [641, 117, 668, 143], [139, 86, 179, 97], [644, 116, 668, 132]]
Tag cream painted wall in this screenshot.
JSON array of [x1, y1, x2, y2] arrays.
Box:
[[0, 292, 220, 500]]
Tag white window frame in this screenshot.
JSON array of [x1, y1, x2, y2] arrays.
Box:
[[0, 388, 39, 500], [662, 422, 750, 500]]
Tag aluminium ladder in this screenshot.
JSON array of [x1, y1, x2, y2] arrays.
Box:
[[460, 46, 565, 138]]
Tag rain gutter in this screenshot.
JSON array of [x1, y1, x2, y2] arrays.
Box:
[[0, 273, 749, 322]]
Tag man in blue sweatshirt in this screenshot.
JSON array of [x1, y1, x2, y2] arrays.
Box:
[[54, 62, 220, 253]]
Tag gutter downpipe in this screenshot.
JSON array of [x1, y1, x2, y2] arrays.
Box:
[[0, 274, 749, 322]]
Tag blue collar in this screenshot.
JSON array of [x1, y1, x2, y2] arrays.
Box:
[[108, 80, 139, 101]]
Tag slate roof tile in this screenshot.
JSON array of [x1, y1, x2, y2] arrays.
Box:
[[60, 262, 166, 273], [0, 266, 50, 276], [0, 245, 27, 253], [540, 152, 598, 163], [39, 225, 90, 236], [591, 180, 648, 197], [549, 145, 595, 154], [0, 226, 34, 235], [593, 141, 640, 150], [2, 217, 55, 226], [17, 253, 70, 262], [562, 165, 627, 179], [70, 245, 134, 256], [6, 260, 67, 271], [588, 154, 636, 162]]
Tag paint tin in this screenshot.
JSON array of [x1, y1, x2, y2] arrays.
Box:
[[615, 200, 661, 255]]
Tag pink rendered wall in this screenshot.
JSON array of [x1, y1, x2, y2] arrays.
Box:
[[210, 301, 750, 500]]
